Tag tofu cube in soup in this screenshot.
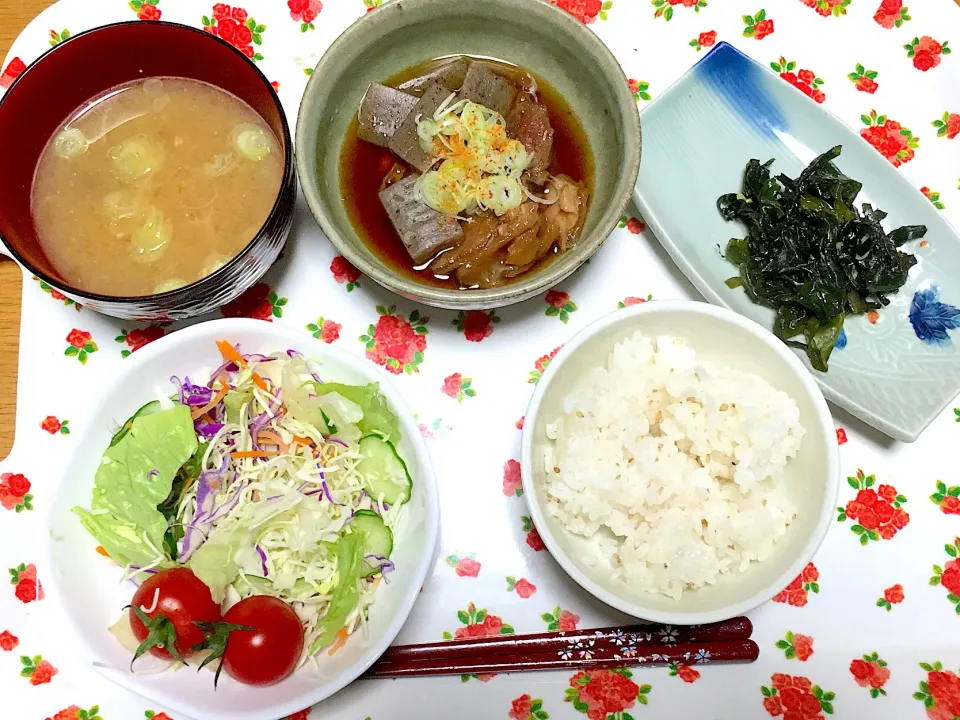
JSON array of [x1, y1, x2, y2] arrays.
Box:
[[457, 64, 518, 117], [379, 174, 464, 264], [388, 83, 454, 173], [357, 84, 419, 148]]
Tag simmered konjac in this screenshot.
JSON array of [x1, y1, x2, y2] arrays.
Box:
[[342, 57, 592, 289]]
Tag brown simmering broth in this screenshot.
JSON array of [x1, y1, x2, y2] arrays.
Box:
[[31, 77, 283, 297], [340, 57, 593, 289]]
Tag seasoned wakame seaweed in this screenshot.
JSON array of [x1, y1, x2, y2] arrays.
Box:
[[718, 145, 925, 372]]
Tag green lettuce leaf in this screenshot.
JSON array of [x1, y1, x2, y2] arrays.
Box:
[[309, 533, 365, 654], [188, 523, 247, 602], [72, 404, 198, 567], [223, 389, 253, 426], [310, 382, 401, 442]]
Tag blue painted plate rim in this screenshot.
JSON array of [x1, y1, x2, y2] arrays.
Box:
[[632, 41, 960, 442]]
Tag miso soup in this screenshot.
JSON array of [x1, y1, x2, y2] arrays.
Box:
[[31, 77, 283, 297]]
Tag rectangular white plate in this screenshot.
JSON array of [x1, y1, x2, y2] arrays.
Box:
[[634, 41, 960, 442]]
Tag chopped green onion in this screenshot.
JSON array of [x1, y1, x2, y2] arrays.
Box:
[[53, 128, 89, 159], [233, 123, 272, 162]]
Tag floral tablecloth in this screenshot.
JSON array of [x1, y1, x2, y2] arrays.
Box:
[[3, 0, 960, 718]]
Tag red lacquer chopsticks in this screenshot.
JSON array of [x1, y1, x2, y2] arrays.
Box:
[[365, 617, 757, 679]]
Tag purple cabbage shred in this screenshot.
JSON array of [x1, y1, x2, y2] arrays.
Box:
[[255, 545, 269, 577]]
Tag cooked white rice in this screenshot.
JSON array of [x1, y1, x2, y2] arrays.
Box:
[[543, 331, 804, 599]]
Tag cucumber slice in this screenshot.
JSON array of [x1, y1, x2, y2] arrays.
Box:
[[110, 400, 163, 447], [353, 509, 394, 578], [357, 434, 412, 506]]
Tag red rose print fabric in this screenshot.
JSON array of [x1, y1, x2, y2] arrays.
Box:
[[860, 110, 920, 166], [506, 576, 537, 598], [0, 57, 25, 88], [773, 563, 820, 607], [874, 0, 910, 28], [690, 31, 716, 51], [771, 58, 825, 103], [565, 668, 651, 720], [202, 4, 266, 61], [330, 256, 361, 291], [932, 112, 960, 139], [360, 306, 428, 374], [849, 64, 879, 93], [9, 563, 44, 603], [851, 653, 890, 697], [288, 0, 321, 30], [541, 605, 580, 631], [307, 316, 341, 343], [800, 0, 850, 18], [115, 326, 164, 357], [130, 0, 161, 20], [669, 663, 700, 682], [452, 310, 499, 342], [508, 694, 549, 720], [776, 630, 814, 661], [503, 459, 523, 497], [761, 673, 835, 718], [743, 10, 775, 40], [915, 661, 960, 719], [521, 515, 546, 551], [836, 470, 909, 544], [0, 630, 19, 651], [446, 554, 481, 577], [877, 584, 904, 611], [905, 36, 951, 72], [21, 655, 58, 685], [1, 473, 32, 512], [443, 603, 514, 641], [220, 283, 286, 321], [549, 0, 610, 24]]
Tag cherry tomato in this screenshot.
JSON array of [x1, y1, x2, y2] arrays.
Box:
[[221, 595, 304, 686], [129, 568, 221, 661]]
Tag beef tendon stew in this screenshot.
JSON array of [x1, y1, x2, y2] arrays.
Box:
[[340, 57, 593, 289]]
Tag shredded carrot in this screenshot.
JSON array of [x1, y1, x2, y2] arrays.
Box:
[[293, 436, 313, 446], [231, 450, 280, 459], [216, 339, 247, 368], [95, 545, 110, 557], [257, 430, 284, 446], [191, 373, 230, 419], [327, 627, 349, 655], [251, 372, 269, 392]]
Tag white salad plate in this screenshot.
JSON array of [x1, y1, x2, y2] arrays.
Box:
[[634, 42, 960, 442], [42, 318, 440, 720], [521, 301, 839, 625]]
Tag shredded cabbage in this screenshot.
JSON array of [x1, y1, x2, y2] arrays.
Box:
[[173, 349, 404, 663]]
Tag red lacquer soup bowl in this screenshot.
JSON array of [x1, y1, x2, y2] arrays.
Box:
[[0, 21, 295, 321]]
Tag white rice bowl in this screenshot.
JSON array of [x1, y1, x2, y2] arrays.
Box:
[[542, 331, 805, 599], [523, 303, 838, 623]]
